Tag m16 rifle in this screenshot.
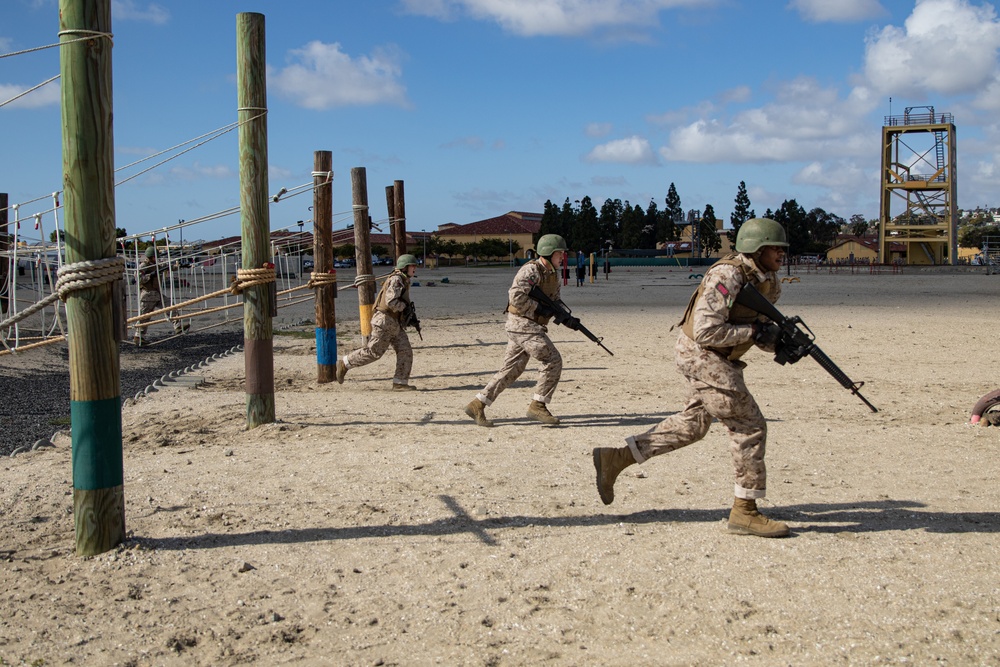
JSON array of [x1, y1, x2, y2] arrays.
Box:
[[403, 301, 422, 340], [736, 283, 877, 413], [528, 284, 613, 356]]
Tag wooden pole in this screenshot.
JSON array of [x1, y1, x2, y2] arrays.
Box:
[[59, 0, 125, 556], [385, 185, 397, 262], [353, 168, 375, 344], [313, 151, 336, 383], [0, 193, 8, 315], [236, 12, 274, 427], [393, 180, 407, 260]]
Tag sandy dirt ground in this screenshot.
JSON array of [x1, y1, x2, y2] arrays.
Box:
[[3, 265, 1000, 666]]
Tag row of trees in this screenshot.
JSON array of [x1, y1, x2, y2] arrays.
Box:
[[537, 181, 874, 258]]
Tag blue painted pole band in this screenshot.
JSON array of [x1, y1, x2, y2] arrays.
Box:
[[70, 397, 123, 490], [316, 326, 338, 366]]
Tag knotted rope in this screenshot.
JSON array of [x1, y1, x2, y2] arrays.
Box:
[[229, 266, 276, 295], [0, 256, 125, 331], [306, 271, 338, 289]]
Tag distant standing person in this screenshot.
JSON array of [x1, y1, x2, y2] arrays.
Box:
[[133, 245, 185, 346], [592, 218, 791, 538], [337, 254, 419, 391], [576, 251, 587, 287], [464, 234, 568, 428]]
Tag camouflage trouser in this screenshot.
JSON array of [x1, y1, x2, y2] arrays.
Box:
[[134, 292, 161, 339], [626, 336, 767, 499], [477, 330, 562, 405], [346, 311, 412, 384]]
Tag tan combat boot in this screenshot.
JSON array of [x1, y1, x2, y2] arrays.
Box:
[[464, 398, 494, 428], [335, 360, 347, 384], [527, 400, 560, 425], [728, 498, 790, 538], [392, 382, 417, 391], [592, 446, 636, 505]]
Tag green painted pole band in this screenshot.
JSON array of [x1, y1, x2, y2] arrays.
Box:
[[71, 397, 123, 490]]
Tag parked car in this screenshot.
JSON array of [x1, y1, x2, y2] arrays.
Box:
[[302, 259, 314, 270]]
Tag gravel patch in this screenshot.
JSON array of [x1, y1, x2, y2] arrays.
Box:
[[0, 330, 244, 457]]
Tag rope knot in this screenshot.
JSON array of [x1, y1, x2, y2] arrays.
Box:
[[230, 265, 276, 295]]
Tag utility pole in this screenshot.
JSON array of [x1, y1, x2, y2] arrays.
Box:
[[60, 0, 125, 556], [312, 152, 337, 382], [236, 12, 275, 428]]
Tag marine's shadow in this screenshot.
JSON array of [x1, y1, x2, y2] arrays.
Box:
[[141, 496, 998, 553]]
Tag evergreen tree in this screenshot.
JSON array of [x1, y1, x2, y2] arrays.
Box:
[[558, 197, 576, 246], [538, 199, 560, 241], [619, 201, 645, 249], [575, 196, 601, 253], [641, 199, 660, 249], [598, 198, 623, 250], [805, 207, 843, 248], [771, 200, 808, 257], [728, 181, 755, 244], [700, 204, 722, 256], [663, 183, 682, 242]]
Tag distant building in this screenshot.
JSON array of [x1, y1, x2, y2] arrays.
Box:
[[826, 235, 905, 263], [658, 217, 733, 258], [433, 211, 541, 259]]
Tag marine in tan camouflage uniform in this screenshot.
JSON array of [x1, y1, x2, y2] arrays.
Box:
[[592, 218, 793, 538], [464, 234, 569, 427], [133, 246, 186, 346], [336, 254, 418, 391]]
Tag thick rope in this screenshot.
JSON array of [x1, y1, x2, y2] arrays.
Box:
[[353, 273, 375, 287], [0, 256, 124, 331], [230, 267, 276, 295], [307, 271, 338, 289], [0, 257, 124, 353]]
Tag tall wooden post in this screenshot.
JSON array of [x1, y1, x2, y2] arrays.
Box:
[[353, 168, 375, 344], [313, 151, 337, 383], [0, 193, 8, 315], [393, 180, 407, 260], [385, 185, 397, 263], [237, 12, 274, 427], [60, 0, 124, 556]]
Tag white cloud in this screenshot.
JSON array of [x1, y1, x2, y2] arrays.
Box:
[[442, 136, 485, 150], [586, 135, 658, 165], [0, 81, 60, 109], [718, 85, 752, 104], [270, 42, 409, 110], [788, 0, 886, 23], [659, 77, 876, 163], [585, 122, 613, 138], [862, 0, 1000, 98], [112, 0, 169, 24], [169, 162, 235, 181], [398, 0, 715, 37]]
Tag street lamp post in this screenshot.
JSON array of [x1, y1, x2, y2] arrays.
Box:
[[298, 220, 304, 276]]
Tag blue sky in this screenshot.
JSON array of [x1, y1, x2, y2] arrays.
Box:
[[3, 0, 1000, 244]]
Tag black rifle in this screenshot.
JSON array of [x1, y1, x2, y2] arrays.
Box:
[[736, 283, 877, 413], [528, 284, 613, 356], [403, 301, 422, 340]]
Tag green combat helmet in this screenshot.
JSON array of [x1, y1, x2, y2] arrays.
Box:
[[145, 246, 156, 258], [735, 218, 789, 253], [535, 234, 568, 257], [396, 254, 419, 270]]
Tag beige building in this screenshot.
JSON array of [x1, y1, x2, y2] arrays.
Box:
[[433, 211, 541, 260], [658, 218, 733, 258]]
